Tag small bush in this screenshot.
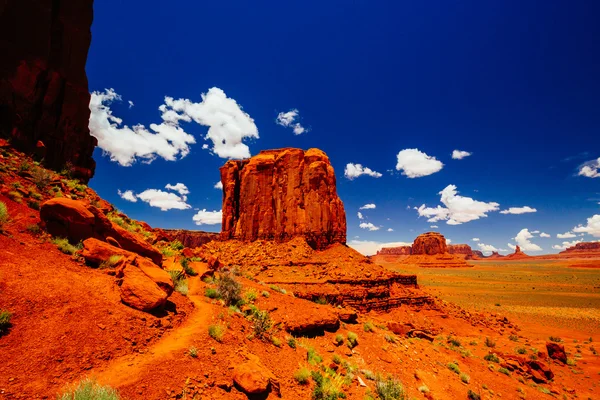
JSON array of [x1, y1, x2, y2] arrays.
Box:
[[484, 353, 499, 363], [314, 297, 328, 305], [30, 191, 43, 200], [0, 309, 13, 335], [347, 332, 359, 348], [32, 167, 53, 189], [375, 375, 406, 400], [288, 337, 297, 349], [0, 201, 9, 230], [188, 347, 198, 358], [335, 334, 344, 346], [384, 334, 397, 344], [418, 385, 429, 393], [311, 371, 345, 400], [99, 255, 122, 269], [516, 347, 527, 355], [250, 308, 272, 340], [307, 347, 323, 365], [245, 289, 258, 302], [467, 390, 481, 400], [217, 271, 242, 306], [566, 358, 576, 366], [27, 199, 40, 210], [58, 378, 120, 400], [361, 369, 376, 381], [509, 335, 519, 342], [180, 257, 197, 276], [170, 240, 184, 250], [332, 354, 342, 365], [363, 322, 374, 332], [447, 363, 460, 374], [460, 373, 470, 384], [52, 237, 82, 255], [261, 290, 270, 298], [448, 337, 462, 347], [498, 367, 510, 376], [271, 336, 281, 347], [294, 367, 311, 384], [11, 182, 22, 189], [26, 224, 41, 234], [8, 190, 22, 203], [485, 337, 496, 348], [168, 270, 188, 295], [208, 324, 226, 342], [205, 287, 219, 299], [161, 247, 175, 257], [549, 336, 562, 343]]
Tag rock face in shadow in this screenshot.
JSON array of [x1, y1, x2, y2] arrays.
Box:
[[220, 148, 346, 250], [377, 246, 412, 255], [412, 232, 448, 255], [559, 241, 600, 258], [448, 244, 474, 259], [162, 229, 219, 248], [0, 0, 97, 182]]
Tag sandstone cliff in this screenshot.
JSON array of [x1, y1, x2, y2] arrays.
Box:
[[220, 148, 346, 250], [560, 241, 600, 256], [377, 246, 412, 256], [448, 244, 474, 259], [505, 245, 530, 259], [472, 250, 485, 259], [412, 232, 448, 255], [162, 229, 219, 248], [0, 0, 97, 182]]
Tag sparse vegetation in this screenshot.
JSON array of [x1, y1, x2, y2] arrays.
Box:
[[516, 347, 527, 355], [294, 367, 311, 384], [249, 308, 272, 340], [168, 270, 188, 295], [27, 199, 40, 210], [99, 255, 122, 269], [287, 337, 297, 348], [188, 347, 198, 358], [335, 334, 344, 346], [549, 336, 562, 343], [484, 337, 496, 348], [448, 336, 462, 347], [0, 309, 12, 335], [566, 358, 576, 366], [261, 290, 270, 298], [0, 201, 9, 231], [307, 347, 323, 365], [269, 284, 286, 294], [363, 322, 374, 332], [332, 354, 342, 365], [460, 373, 470, 384], [216, 271, 242, 306], [311, 370, 345, 400], [245, 289, 258, 302], [52, 237, 82, 255], [467, 390, 481, 400], [205, 287, 219, 299], [208, 323, 226, 342], [271, 336, 281, 347], [32, 167, 53, 189], [384, 334, 397, 344], [8, 190, 22, 203], [170, 240, 184, 250], [180, 257, 197, 276], [509, 335, 519, 342], [447, 363, 460, 374], [347, 332, 359, 348], [26, 224, 41, 234], [498, 367, 510, 376], [314, 297, 328, 305], [484, 353, 500, 363], [374, 375, 406, 400], [58, 378, 120, 400]]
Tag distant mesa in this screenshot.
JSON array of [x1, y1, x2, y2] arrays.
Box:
[[448, 244, 474, 259], [0, 0, 97, 182], [488, 251, 504, 259], [377, 246, 412, 256], [558, 241, 600, 258], [472, 250, 485, 259], [412, 232, 448, 255], [504, 245, 531, 260], [220, 148, 346, 250], [161, 229, 218, 248]]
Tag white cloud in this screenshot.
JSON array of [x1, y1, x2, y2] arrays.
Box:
[[276, 109, 306, 135], [359, 222, 380, 231], [531, 230, 540, 234], [214, 181, 223, 190], [164, 183, 189, 198], [89, 89, 196, 166], [540, 232, 550, 238], [472, 238, 480, 242], [415, 184, 499, 225], [452, 150, 472, 160], [396, 149, 443, 178], [477, 243, 498, 254], [117, 189, 137, 202], [357, 212, 364, 220], [500, 206, 537, 215], [359, 203, 376, 210], [192, 209, 222, 225], [552, 239, 583, 250], [578, 158, 600, 178], [572, 214, 600, 237], [128, 100, 134, 108], [344, 163, 382, 180], [511, 228, 543, 252], [557, 231, 576, 239], [446, 238, 452, 244], [136, 189, 191, 211], [430, 225, 439, 229], [348, 240, 412, 256], [387, 228, 394, 232]]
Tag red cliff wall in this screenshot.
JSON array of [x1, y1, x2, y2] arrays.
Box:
[[0, 0, 97, 182], [220, 148, 346, 250], [412, 232, 448, 255]]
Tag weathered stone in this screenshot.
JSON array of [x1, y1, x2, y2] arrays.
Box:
[[412, 232, 448, 255], [40, 198, 95, 242], [220, 148, 346, 250], [81, 238, 135, 266], [546, 342, 567, 364], [377, 246, 412, 256], [119, 265, 168, 312], [162, 229, 218, 248]]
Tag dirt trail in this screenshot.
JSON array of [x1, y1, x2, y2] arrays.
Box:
[[92, 267, 210, 388]]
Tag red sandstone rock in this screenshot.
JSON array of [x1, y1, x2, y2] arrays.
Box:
[[162, 229, 219, 248], [472, 250, 485, 258], [448, 244, 473, 259], [81, 238, 135, 266], [488, 251, 505, 259], [233, 354, 279, 396], [377, 246, 412, 256], [546, 342, 567, 364], [135, 257, 174, 296], [220, 148, 346, 250], [412, 232, 448, 255], [505, 245, 530, 259], [118, 265, 168, 312], [559, 241, 600, 257], [0, 0, 97, 182]]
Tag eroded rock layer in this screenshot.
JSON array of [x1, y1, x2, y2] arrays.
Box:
[[162, 229, 219, 248], [559, 242, 600, 258], [377, 246, 412, 255], [220, 148, 346, 250], [448, 244, 473, 259], [0, 0, 97, 182], [412, 232, 448, 255]]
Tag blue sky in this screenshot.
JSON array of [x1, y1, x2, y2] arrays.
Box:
[[86, 0, 600, 255]]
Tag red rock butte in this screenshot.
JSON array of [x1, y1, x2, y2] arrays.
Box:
[[412, 232, 448, 255], [0, 0, 97, 182], [220, 148, 346, 250]]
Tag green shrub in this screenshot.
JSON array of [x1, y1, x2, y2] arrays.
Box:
[[332, 354, 342, 365], [460, 373, 470, 384], [448, 337, 462, 347], [484, 337, 496, 348], [566, 358, 576, 366], [8, 190, 22, 203], [261, 290, 270, 298], [27, 199, 40, 210], [11, 181, 22, 189], [245, 289, 258, 302], [361, 369, 375, 381], [375, 375, 406, 400], [498, 367, 510, 376], [384, 334, 397, 344], [0, 309, 12, 335], [250, 308, 272, 340], [52, 237, 82, 255], [32, 167, 53, 189], [363, 322, 374, 332], [314, 297, 328, 305], [188, 346, 198, 358], [347, 332, 359, 348], [99, 255, 122, 269], [170, 240, 184, 250], [335, 334, 344, 346], [0, 201, 8, 230], [288, 337, 297, 349], [467, 390, 481, 400], [161, 247, 175, 257], [205, 287, 219, 299], [58, 378, 120, 400], [549, 336, 562, 343], [271, 337, 281, 347], [26, 224, 41, 235], [418, 385, 429, 393], [447, 363, 460, 374], [208, 324, 226, 342], [217, 271, 242, 306], [30, 191, 42, 200], [180, 257, 197, 276], [307, 347, 323, 365], [516, 347, 527, 355], [484, 353, 499, 363], [294, 367, 311, 384], [168, 270, 188, 296], [509, 335, 519, 342], [311, 371, 345, 400]]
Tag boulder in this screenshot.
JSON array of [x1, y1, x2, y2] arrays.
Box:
[[220, 148, 346, 250], [81, 238, 135, 266], [546, 342, 567, 364], [233, 354, 280, 396], [0, 0, 97, 181], [135, 257, 174, 296], [412, 232, 448, 255], [118, 265, 168, 312], [526, 359, 554, 382], [110, 223, 162, 265], [40, 198, 95, 242], [281, 306, 340, 335]]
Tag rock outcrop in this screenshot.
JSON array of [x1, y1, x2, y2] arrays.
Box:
[[162, 229, 218, 248], [505, 245, 530, 259], [559, 242, 600, 258], [220, 148, 346, 250], [377, 246, 412, 256], [448, 244, 474, 259], [412, 232, 448, 255], [472, 250, 485, 258], [488, 251, 504, 259], [0, 0, 97, 182]]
